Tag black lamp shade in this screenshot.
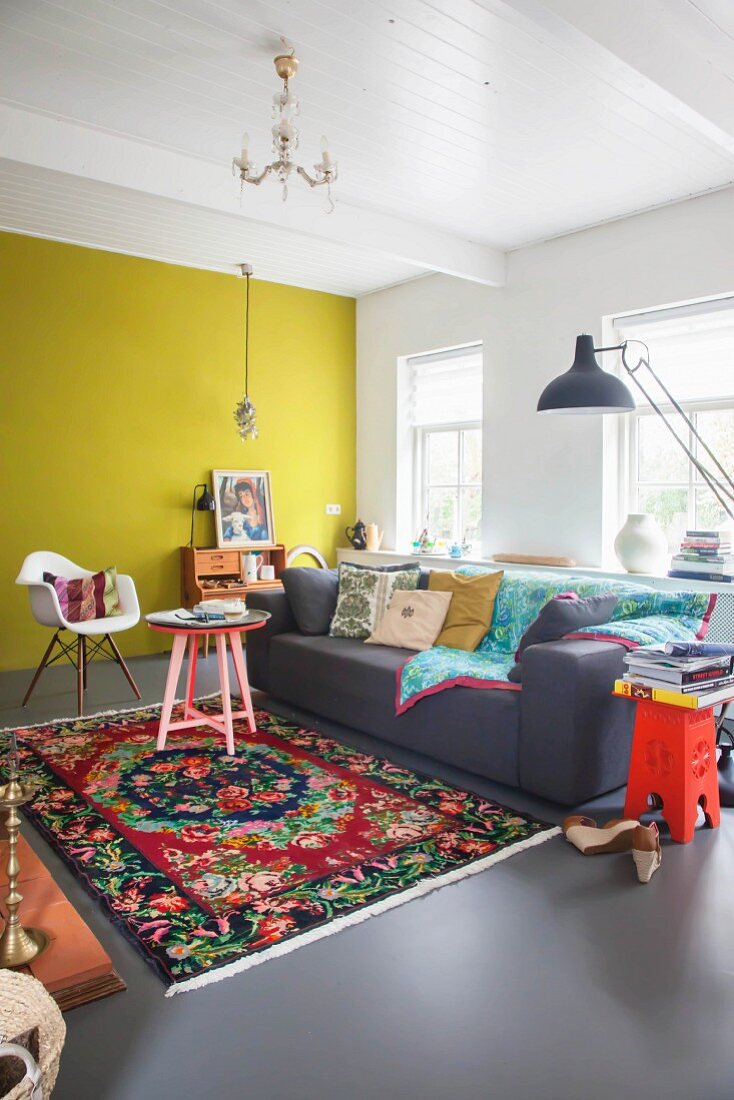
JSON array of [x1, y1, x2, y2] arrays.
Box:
[[189, 483, 216, 548], [197, 486, 216, 511], [537, 334, 635, 415]]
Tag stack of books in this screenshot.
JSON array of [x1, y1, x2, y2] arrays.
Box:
[[615, 645, 734, 708], [668, 529, 733, 583]]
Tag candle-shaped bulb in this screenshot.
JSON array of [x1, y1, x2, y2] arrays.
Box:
[[240, 131, 249, 164], [320, 135, 332, 167]]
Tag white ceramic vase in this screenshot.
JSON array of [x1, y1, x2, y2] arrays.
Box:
[[614, 513, 668, 574]]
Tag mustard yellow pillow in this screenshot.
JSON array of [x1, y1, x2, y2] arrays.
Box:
[[428, 570, 504, 651]]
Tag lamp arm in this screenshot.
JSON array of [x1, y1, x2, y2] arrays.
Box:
[[600, 339, 734, 524], [621, 340, 734, 505]]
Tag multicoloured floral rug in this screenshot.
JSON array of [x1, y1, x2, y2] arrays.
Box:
[[10, 701, 558, 995]]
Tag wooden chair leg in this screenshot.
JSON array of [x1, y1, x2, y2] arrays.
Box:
[[77, 636, 85, 717], [82, 634, 88, 691], [22, 631, 60, 707], [105, 635, 142, 700]]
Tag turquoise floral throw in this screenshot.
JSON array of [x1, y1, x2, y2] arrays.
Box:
[[396, 569, 716, 714], [330, 563, 420, 639]]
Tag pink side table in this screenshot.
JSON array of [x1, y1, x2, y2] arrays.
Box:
[[147, 610, 270, 755]]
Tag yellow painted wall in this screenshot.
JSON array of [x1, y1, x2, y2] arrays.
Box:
[[0, 232, 356, 671]]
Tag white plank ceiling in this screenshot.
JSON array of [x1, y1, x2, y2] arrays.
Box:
[[0, 0, 733, 294]]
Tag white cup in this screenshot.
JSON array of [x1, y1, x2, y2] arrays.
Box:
[[222, 599, 245, 620], [260, 564, 276, 581]]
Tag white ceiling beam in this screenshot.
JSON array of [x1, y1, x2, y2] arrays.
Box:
[[0, 103, 506, 287], [498, 0, 734, 156]]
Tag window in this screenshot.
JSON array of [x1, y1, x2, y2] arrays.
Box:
[[614, 300, 734, 550], [407, 345, 483, 549]]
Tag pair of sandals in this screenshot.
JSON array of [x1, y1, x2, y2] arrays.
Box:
[[562, 815, 661, 883]]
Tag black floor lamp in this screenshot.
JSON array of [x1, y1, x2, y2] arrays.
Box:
[[538, 333, 734, 805]]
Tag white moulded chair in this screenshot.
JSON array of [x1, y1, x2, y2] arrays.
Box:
[[286, 544, 329, 568], [16, 551, 142, 716]]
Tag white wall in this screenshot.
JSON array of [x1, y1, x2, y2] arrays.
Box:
[[357, 186, 734, 566]]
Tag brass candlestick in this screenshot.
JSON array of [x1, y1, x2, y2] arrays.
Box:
[[0, 734, 48, 967]]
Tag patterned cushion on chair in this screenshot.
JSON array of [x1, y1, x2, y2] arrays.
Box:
[[43, 566, 121, 623]]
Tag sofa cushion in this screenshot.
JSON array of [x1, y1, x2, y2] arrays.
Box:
[[428, 569, 503, 651], [366, 589, 452, 651], [507, 592, 620, 682], [281, 567, 338, 635], [267, 633, 521, 788], [329, 562, 421, 639]]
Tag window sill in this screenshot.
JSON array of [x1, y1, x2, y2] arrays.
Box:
[[336, 547, 733, 592]]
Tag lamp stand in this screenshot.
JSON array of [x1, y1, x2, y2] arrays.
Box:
[[0, 742, 49, 968]]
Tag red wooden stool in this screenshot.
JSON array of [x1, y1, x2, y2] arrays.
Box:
[[618, 693, 721, 843]]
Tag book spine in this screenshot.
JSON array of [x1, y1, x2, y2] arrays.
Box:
[[674, 552, 726, 561], [686, 530, 722, 538], [671, 560, 728, 569], [680, 674, 734, 693], [628, 674, 734, 694], [624, 665, 732, 685], [614, 679, 699, 708], [669, 576, 730, 585], [680, 541, 728, 550]]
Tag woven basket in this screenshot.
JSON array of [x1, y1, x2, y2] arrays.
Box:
[[0, 971, 65, 1099]]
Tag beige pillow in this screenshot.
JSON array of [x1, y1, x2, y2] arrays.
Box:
[[365, 589, 452, 651]]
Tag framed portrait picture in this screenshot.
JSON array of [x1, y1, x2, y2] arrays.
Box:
[[212, 470, 275, 549]]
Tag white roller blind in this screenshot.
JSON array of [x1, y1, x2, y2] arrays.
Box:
[[407, 345, 483, 427], [613, 300, 734, 406]]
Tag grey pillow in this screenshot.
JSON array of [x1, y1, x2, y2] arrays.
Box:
[[508, 593, 618, 683], [281, 568, 338, 635]]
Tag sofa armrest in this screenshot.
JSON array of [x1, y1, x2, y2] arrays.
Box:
[[519, 639, 634, 805], [245, 589, 298, 693]]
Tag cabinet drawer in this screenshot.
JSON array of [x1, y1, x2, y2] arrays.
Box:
[[196, 551, 240, 574]]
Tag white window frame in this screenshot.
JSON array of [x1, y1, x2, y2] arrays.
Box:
[[413, 420, 482, 546], [628, 396, 734, 537]]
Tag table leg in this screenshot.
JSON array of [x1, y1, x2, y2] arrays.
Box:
[[157, 634, 187, 751], [215, 633, 235, 755], [230, 632, 256, 734], [184, 634, 198, 719]]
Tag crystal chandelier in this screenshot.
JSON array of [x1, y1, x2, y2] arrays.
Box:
[[233, 263, 258, 441], [232, 41, 337, 210]]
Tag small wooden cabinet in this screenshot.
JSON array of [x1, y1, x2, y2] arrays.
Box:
[[181, 545, 286, 607]]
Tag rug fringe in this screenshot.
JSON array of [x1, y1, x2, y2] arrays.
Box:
[[0, 694, 222, 735], [166, 825, 561, 997]]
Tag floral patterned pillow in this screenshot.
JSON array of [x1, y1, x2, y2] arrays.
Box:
[[329, 563, 421, 639]]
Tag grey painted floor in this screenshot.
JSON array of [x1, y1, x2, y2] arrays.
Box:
[[1, 654, 733, 1100]]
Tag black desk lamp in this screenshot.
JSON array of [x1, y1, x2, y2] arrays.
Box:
[[538, 333, 734, 804], [189, 484, 216, 548]]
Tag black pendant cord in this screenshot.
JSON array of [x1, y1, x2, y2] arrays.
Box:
[[244, 269, 250, 395]]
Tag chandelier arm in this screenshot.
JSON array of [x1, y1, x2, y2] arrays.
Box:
[[235, 162, 274, 186], [295, 165, 329, 188], [620, 339, 734, 505]]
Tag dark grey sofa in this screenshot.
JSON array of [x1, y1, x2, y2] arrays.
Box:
[[245, 589, 636, 806]]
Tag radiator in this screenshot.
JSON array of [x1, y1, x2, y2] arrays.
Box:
[[707, 592, 734, 644]]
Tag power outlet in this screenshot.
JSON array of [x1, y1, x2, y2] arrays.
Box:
[[326, 504, 341, 515]]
